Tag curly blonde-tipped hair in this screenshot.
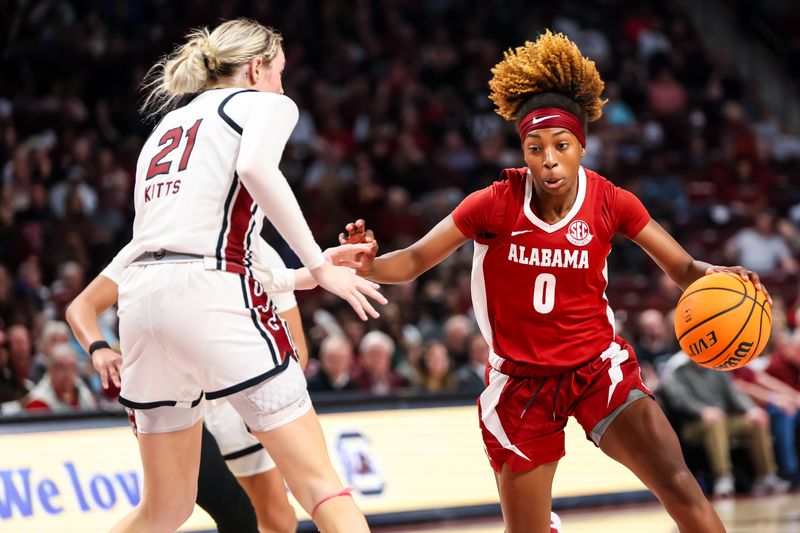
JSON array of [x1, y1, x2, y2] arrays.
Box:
[[489, 30, 606, 124]]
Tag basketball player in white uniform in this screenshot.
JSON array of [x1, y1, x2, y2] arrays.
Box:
[[68, 235, 371, 532], [73, 19, 379, 533]]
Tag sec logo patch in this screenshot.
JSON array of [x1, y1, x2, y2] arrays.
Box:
[[566, 220, 593, 246]]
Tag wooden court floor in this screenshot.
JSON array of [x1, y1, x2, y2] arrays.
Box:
[[376, 493, 800, 532]]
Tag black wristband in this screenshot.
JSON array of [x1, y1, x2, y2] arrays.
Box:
[[88, 340, 110, 355]]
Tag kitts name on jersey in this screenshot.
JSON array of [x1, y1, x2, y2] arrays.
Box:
[[507, 244, 589, 269], [143, 180, 181, 202]]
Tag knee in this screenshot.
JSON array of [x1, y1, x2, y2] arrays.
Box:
[[142, 493, 196, 531], [657, 468, 701, 507]]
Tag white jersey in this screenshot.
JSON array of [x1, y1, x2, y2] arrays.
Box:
[[127, 88, 324, 276]]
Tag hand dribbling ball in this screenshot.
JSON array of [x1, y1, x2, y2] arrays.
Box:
[[674, 272, 772, 370]]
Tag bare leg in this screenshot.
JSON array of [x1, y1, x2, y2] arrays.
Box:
[[600, 398, 725, 533], [251, 409, 368, 533], [111, 421, 203, 533], [237, 468, 297, 533], [495, 461, 558, 533]]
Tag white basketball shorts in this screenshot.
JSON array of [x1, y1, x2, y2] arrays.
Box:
[[118, 261, 307, 433]]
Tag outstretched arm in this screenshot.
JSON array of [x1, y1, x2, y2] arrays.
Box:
[[237, 96, 386, 320], [252, 243, 376, 292], [631, 221, 710, 290], [631, 220, 771, 303], [340, 216, 469, 284]]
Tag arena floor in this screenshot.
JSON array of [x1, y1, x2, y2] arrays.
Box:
[[377, 493, 800, 532]]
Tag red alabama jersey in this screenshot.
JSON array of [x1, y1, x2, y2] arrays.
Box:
[[452, 166, 650, 373]]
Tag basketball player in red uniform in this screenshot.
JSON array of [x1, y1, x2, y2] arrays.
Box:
[[341, 31, 770, 533]]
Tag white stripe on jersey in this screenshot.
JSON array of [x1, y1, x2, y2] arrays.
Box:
[[471, 242, 494, 350]]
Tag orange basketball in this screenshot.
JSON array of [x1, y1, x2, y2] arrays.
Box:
[[674, 272, 772, 371]]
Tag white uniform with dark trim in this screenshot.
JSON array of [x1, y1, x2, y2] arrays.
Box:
[[104, 239, 297, 472], [116, 88, 321, 433]]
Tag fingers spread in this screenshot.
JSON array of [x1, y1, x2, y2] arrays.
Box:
[[358, 280, 387, 305], [354, 289, 380, 319], [345, 293, 367, 321]]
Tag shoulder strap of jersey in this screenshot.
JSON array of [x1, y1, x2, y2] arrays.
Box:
[[218, 89, 258, 135]]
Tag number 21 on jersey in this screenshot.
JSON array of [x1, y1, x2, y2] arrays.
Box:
[[146, 119, 203, 180], [533, 273, 556, 314]]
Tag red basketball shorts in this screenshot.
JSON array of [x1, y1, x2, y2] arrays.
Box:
[[478, 338, 652, 473]]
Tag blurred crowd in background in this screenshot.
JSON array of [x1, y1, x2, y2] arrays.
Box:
[[1, 0, 800, 495]]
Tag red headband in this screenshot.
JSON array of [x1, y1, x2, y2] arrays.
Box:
[[518, 107, 586, 147]]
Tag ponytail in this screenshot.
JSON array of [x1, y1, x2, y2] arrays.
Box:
[[140, 19, 282, 119]]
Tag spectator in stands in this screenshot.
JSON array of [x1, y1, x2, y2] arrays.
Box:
[[0, 265, 13, 326], [394, 325, 424, 387], [661, 352, 789, 496], [764, 332, 800, 485], [30, 320, 71, 383], [725, 210, 798, 277], [0, 328, 27, 404], [25, 343, 97, 412], [0, 325, 34, 403], [732, 355, 800, 488], [634, 309, 677, 389], [49, 261, 85, 321], [442, 314, 475, 366], [638, 153, 689, 222], [15, 257, 48, 314], [456, 332, 489, 395], [647, 67, 687, 118], [307, 335, 358, 393], [414, 341, 456, 394], [352, 331, 407, 395]]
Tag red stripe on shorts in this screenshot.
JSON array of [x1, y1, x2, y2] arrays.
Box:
[[247, 276, 296, 364]]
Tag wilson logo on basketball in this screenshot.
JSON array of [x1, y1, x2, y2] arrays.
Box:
[[566, 220, 593, 246], [717, 341, 754, 369]]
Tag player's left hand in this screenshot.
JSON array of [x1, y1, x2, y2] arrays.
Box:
[[91, 347, 123, 389], [705, 265, 772, 305]]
